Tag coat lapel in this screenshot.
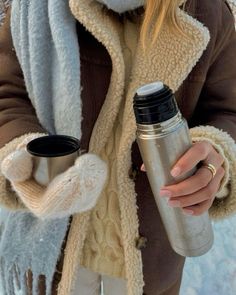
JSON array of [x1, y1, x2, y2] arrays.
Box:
[[59, 2, 126, 295], [69, 0, 126, 154], [66, 1, 211, 295], [121, 4, 211, 140], [69, 0, 210, 153]]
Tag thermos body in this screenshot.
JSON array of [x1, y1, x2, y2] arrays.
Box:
[[134, 82, 214, 257], [32, 153, 78, 186], [136, 114, 214, 257]]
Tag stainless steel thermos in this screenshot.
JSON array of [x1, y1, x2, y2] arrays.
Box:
[[133, 81, 214, 257]]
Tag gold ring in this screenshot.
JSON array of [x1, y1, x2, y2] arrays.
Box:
[[202, 163, 217, 179]]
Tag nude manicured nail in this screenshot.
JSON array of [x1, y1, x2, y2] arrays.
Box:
[[140, 164, 146, 172], [160, 190, 172, 198], [171, 167, 181, 177], [168, 200, 181, 207], [183, 209, 194, 215]]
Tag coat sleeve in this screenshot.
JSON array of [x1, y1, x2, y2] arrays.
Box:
[[0, 9, 46, 211], [190, 1, 236, 139], [190, 1, 236, 220], [0, 9, 45, 147]]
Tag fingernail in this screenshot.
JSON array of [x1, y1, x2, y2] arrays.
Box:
[[160, 190, 172, 198], [183, 209, 194, 215], [171, 167, 181, 177], [140, 164, 146, 172], [168, 200, 181, 207]]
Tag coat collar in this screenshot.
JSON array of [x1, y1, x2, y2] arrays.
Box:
[[69, 0, 210, 152]]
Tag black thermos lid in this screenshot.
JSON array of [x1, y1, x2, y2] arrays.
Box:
[[133, 82, 178, 125]]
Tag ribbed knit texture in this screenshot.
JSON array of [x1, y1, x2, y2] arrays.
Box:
[[2, 148, 108, 220], [1, 1, 236, 295]]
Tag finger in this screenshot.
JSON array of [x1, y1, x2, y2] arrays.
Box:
[[167, 167, 225, 209], [140, 163, 146, 172], [199, 148, 224, 184], [161, 168, 213, 197], [170, 141, 213, 177], [162, 156, 224, 198], [206, 146, 224, 166], [201, 146, 224, 173], [182, 199, 213, 216]]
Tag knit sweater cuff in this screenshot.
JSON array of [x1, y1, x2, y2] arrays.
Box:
[[190, 126, 236, 220], [0, 133, 45, 211]]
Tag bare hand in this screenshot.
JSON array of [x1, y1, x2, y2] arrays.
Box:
[[140, 141, 225, 216]]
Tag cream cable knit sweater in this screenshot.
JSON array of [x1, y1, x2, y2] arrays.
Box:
[[0, 1, 236, 295]]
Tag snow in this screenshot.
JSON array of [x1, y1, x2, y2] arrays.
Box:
[[180, 215, 236, 295], [0, 214, 235, 294]]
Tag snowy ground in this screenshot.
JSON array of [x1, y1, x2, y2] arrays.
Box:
[[0, 214, 235, 295], [180, 215, 236, 295]]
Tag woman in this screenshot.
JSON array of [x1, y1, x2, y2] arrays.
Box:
[[0, 0, 236, 294]]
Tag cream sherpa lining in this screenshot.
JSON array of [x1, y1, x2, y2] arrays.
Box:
[[59, 0, 212, 294], [58, 0, 127, 294], [62, 1, 236, 294]]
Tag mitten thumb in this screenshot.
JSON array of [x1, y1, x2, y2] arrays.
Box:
[[1, 149, 33, 182], [1, 133, 46, 183]]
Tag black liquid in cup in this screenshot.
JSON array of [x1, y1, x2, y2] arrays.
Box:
[[27, 135, 80, 157]]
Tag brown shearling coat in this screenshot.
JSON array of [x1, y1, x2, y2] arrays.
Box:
[[0, 1, 236, 294]]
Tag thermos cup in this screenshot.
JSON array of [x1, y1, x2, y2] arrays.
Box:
[[27, 135, 80, 186], [133, 81, 214, 257]]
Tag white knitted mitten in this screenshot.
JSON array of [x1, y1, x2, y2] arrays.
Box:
[[1, 138, 108, 219], [1, 134, 46, 182]]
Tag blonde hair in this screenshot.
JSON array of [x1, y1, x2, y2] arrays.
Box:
[[141, 0, 184, 47]]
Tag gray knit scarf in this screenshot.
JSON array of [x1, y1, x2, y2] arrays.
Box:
[[0, 0, 80, 292], [0, 0, 144, 294]]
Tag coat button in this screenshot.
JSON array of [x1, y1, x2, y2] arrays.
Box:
[[135, 236, 148, 250], [128, 164, 139, 181]]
